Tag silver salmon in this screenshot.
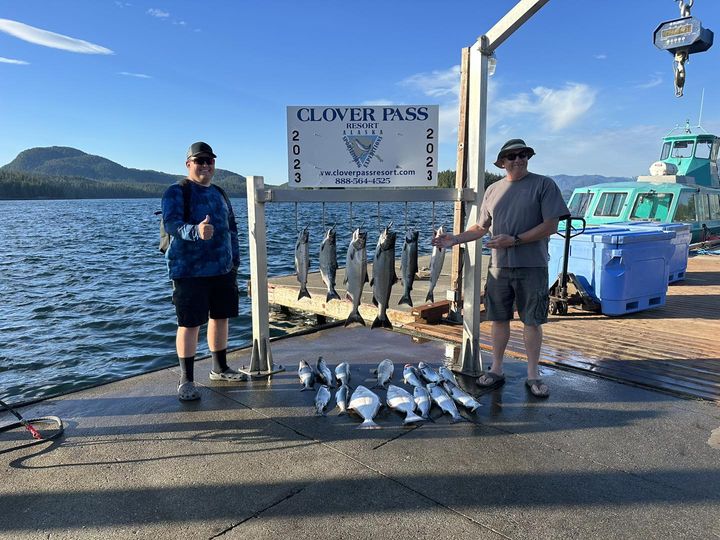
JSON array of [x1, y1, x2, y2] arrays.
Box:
[[335, 384, 349, 415], [442, 380, 481, 413], [413, 385, 432, 419], [344, 228, 368, 327], [418, 361, 441, 384], [370, 224, 398, 329], [428, 382, 462, 422], [319, 226, 340, 302], [426, 226, 445, 303], [295, 227, 311, 300], [398, 229, 419, 307]]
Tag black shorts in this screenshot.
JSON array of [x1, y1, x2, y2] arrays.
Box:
[[172, 272, 239, 328]]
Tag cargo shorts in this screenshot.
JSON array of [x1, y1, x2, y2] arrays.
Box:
[[172, 271, 239, 328], [483, 267, 549, 326]]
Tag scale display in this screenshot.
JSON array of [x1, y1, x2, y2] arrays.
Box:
[[654, 16, 713, 53]]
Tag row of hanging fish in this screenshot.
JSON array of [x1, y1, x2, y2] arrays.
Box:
[[299, 357, 481, 428], [294, 224, 448, 329]]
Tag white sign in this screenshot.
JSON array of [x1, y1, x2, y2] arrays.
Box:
[[286, 105, 438, 188]]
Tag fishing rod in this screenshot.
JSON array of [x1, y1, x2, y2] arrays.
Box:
[[0, 397, 64, 454]]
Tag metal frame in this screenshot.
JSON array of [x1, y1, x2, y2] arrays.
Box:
[[245, 177, 473, 376]]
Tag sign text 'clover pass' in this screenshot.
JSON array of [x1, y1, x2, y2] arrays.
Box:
[[286, 105, 439, 188]]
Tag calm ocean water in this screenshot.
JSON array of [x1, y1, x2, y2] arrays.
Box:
[[0, 197, 454, 405]]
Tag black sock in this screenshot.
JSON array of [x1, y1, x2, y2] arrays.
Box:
[[212, 349, 229, 373], [179, 356, 195, 385]]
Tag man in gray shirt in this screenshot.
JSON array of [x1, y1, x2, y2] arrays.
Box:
[[433, 139, 569, 397]]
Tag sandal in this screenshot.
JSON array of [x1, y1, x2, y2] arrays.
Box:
[[209, 368, 248, 382], [525, 378, 549, 398], [476, 372, 505, 388], [177, 381, 200, 401]]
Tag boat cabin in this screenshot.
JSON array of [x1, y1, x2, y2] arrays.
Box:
[[568, 129, 720, 243]]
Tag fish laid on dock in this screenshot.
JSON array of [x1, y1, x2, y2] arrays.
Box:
[[374, 358, 394, 389], [386, 384, 424, 425], [348, 385, 382, 429], [316, 356, 335, 388], [335, 384, 349, 415], [295, 227, 311, 300], [344, 228, 368, 327], [428, 382, 462, 422], [319, 226, 340, 302], [426, 226, 446, 303], [418, 361, 441, 384], [370, 224, 398, 329], [438, 366, 459, 386], [298, 360, 315, 391], [335, 362, 350, 387], [403, 364, 425, 389], [413, 385, 432, 419], [315, 385, 331, 416], [442, 380, 481, 412], [398, 229, 419, 307]]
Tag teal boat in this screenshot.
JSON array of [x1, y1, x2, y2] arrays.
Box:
[[567, 125, 720, 243]]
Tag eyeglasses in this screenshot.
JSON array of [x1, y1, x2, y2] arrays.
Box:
[[190, 157, 214, 166], [504, 152, 530, 161]]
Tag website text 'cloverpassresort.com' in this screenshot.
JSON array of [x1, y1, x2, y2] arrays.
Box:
[[319, 168, 416, 185]]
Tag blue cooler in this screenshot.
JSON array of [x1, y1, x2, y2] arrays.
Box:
[[609, 221, 691, 283], [549, 226, 675, 316]]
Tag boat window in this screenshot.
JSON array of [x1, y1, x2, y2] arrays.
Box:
[[674, 192, 697, 221], [697, 193, 711, 220], [695, 141, 712, 159], [568, 192, 594, 217], [593, 192, 628, 217], [709, 194, 720, 220], [671, 141, 694, 158], [660, 142, 671, 160], [630, 192, 673, 221]]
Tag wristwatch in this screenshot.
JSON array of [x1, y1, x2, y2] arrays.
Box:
[[513, 234, 522, 247]]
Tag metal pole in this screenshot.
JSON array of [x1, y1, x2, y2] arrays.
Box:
[[243, 175, 284, 378], [456, 0, 550, 377], [457, 39, 490, 377]]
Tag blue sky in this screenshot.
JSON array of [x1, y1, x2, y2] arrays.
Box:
[[1, 0, 718, 184]]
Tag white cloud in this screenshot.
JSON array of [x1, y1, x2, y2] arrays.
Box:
[[635, 73, 663, 89], [400, 65, 460, 98], [119, 71, 151, 79], [594, 54, 607, 60], [0, 19, 113, 54], [173, 20, 187, 26], [147, 8, 170, 18], [494, 83, 596, 131], [0, 56, 29, 65]]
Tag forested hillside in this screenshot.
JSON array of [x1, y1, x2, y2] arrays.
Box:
[[0, 146, 248, 199]]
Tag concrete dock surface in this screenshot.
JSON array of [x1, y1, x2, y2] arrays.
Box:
[[2, 325, 719, 539]]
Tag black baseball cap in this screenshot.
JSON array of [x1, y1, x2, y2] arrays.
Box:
[[186, 141, 217, 159]]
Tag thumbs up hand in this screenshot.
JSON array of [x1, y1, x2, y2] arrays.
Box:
[[198, 214, 214, 240]]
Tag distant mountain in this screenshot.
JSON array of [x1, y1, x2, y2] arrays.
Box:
[[550, 174, 634, 201], [1, 146, 247, 198]]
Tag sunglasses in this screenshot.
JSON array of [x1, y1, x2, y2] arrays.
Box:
[[504, 151, 530, 161], [190, 157, 214, 166]]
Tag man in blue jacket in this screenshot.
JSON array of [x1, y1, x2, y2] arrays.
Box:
[[162, 142, 245, 401]]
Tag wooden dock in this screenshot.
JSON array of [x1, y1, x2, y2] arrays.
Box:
[[265, 255, 720, 402]]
